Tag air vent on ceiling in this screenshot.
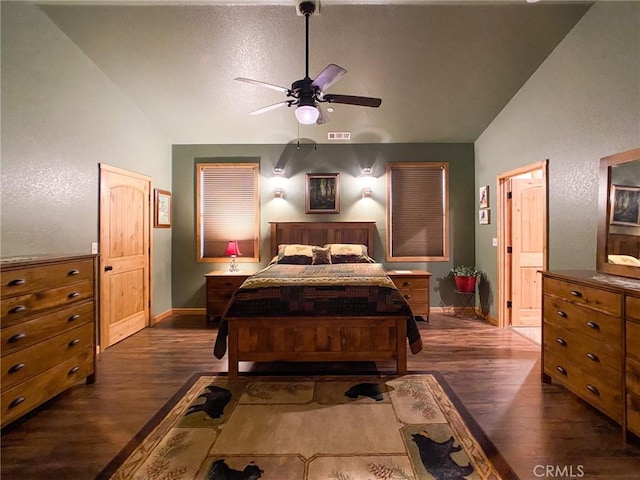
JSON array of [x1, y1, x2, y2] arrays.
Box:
[[328, 131, 351, 140]]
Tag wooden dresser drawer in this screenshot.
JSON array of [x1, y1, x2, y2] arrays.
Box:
[[544, 348, 623, 422], [627, 392, 640, 437], [1, 281, 94, 325], [627, 295, 640, 323], [390, 276, 429, 291], [1, 259, 94, 299], [543, 295, 621, 343], [544, 322, 621, 383], [1, 323, 94, 392], [628, 319, 640, 363], [1, 347, 93, 427], [544, 277, 621, 316], [387, 271, 431, 319], [1, 301, 94, 357]]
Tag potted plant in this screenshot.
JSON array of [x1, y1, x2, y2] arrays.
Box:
[[451, 265, 479, 293]]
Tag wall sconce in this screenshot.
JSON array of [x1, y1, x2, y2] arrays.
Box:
[[359, 167, 374, 198], [274, 188, 285, 198], [362, 187, 372, 198]]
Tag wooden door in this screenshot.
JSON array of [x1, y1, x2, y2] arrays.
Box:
[[510, 177, 544, 326], [99, 165, 151, 348]]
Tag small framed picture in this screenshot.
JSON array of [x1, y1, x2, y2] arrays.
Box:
[[479, 209, 490, 225], [610, 185, 640, 226], [479, 185, 489, 208], [154, 189, 172, 228], [305, 173, 340, 214]]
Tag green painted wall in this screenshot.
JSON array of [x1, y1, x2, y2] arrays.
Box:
[[0, 2, 174, 316], [475, 2, 640, 319], [171, 143, 474, 309]]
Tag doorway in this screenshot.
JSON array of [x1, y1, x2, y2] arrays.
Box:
[[99, 164, 152, 349], [497, 161, 548, 344]]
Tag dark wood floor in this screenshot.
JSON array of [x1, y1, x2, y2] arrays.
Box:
[[1, 313, 639, 479]]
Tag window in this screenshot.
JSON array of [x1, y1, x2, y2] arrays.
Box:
[[196, 163, 260, 263], [386, 162, 449, 261]]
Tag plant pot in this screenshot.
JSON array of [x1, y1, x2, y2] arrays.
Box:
[[454, 275, 477, 293]]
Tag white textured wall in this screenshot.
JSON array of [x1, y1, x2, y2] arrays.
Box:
[[0, 2, 173, 315], [475, 1, 640, 315]]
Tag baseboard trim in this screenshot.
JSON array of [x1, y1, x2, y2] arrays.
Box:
[[151, 308, 206, 324]]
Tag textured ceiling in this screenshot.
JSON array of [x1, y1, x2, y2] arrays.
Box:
[[38, 1, 591, 144]]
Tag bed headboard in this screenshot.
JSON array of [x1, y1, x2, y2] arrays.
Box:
[[269, 221, 376, 257]]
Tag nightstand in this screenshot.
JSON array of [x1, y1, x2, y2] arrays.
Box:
[[204, 270, 255, 322], [386, 270, 431, 321]]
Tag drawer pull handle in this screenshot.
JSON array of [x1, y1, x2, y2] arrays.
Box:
[[8, 333, 26, 343], [104, 265, 113, 272], [68, 314, 80, 322], [586, 384, 600, 396], [404, 294, 412, 299], [586, 321, 600, 330], [556, 338, 567, 347], [68, 292, 80, 299], [68, 269, 80, 276], [8, 363, 26, 374], [68, 366, 80, 375], [224, 282, 233, 287], [570, 290, 583, 298], [68, 339, 80, 347], [8, 397, 26, 409], [8, 278, 26, 286], [586, 352, 600, 362], [9, 305, 27, 314], [556, 311, 567, 318], [555, 366, 567, 375], [402, 281, 411, 287]]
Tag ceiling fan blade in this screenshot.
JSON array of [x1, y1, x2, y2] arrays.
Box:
[[249, 100, 291, 115], [312, 64, 347, 92], [323, 94, 382, 108], [316, 104, 329, 125], [235, 77, 290, 94]]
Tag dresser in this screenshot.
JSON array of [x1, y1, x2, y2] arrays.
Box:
[[542, 270, 640, 440], [204, 270, 255, 323], [1, 254, 97, 428], [386, 270, 431, 321]]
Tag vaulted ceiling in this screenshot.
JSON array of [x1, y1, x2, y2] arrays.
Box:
[[38, 1, 592, 144]]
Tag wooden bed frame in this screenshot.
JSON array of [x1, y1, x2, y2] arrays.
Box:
[[225, 221, 409, 376]]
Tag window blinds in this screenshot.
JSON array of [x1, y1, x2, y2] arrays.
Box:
[[198, 164, 259, 260]]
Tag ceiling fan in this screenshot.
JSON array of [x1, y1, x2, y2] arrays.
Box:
[[235, 1, 382, 125]]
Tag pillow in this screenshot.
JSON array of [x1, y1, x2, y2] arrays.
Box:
[[325, 243, 374, 263], [276, 244, 315, 265], [311, 246, 332, 265]]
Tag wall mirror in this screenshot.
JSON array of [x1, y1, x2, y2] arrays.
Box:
[[596, 147, 640, 279]]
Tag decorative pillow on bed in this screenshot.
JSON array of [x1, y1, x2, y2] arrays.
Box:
[[311, 246, 332, 265], [325, 244, 374, 263], [276, 244, 316, 264]]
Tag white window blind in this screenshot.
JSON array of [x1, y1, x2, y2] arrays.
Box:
[[387, 162, 449, 261], [197, 163, 259, 262]]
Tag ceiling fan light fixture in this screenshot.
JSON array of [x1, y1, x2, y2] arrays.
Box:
[[295, 105, 319, 124]]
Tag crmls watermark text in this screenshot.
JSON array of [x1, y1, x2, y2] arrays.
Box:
[[533, 465, 585, 478]]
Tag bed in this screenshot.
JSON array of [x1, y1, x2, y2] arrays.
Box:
[[213, 221, 423, 376]]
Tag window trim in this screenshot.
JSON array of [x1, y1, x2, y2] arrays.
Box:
[[196, 162, 260, 263], [386, 162, 449, 262]]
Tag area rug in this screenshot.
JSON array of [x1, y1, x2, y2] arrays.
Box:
[[97, 373, 518, 480]]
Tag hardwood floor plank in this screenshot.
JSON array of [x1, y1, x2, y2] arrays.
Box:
[[1, 313, 639, 479]]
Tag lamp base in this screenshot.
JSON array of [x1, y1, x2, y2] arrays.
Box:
[[228, 257, 239, 272]]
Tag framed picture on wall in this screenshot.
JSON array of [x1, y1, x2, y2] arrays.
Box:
[[154, 188, 172, 228], [479, 209, 490, 225], [479, 185, 489, 208], [610, 185, 640, 226], [306, 173, 340, 214]]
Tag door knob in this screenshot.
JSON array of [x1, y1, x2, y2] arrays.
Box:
[[104, 265, 113, 272]]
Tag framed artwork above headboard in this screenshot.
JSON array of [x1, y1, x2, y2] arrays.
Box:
[[269, 221, 376, 257]]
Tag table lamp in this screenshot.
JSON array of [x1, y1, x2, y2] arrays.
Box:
[[224, 240, 241, 272]]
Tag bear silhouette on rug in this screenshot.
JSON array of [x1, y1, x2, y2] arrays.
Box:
[[412, 432, 474, 480], [185, 385, 231, 419], [207, 459, 263, 480], [344, 382, 384, 401]]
